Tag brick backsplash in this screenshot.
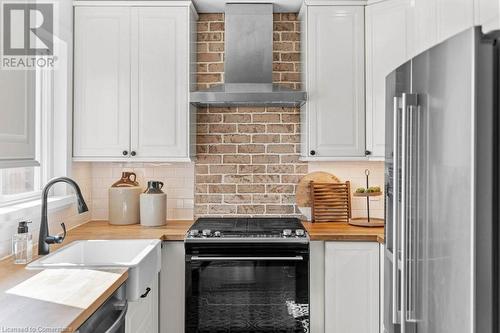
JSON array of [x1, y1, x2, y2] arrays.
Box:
[[195, 13, 306, 217]]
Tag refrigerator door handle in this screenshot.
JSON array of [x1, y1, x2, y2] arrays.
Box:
[[400, 93, 408, 332], [407, 95, 420, 324], [401, 92, 419, 330], [392, 96, 402, 325]]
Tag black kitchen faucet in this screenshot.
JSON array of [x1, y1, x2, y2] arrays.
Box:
[[38, 177, 88, 255]]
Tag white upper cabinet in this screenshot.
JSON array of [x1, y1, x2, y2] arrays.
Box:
[[365, 0, 474, 159], [365, 0, 410, 158], [73, 3, 196, 162], [475, 0, 500, 33], [0, 71, 37, 167], [436, 0, 474, 43], [74, 7, 131, 158], [300, 5, 366, 159], [407, 0, 437, 58], [130, 7, 190, 159]]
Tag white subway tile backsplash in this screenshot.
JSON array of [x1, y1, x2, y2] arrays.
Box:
[[308, 161, 385, 219], [89, 162, 195, 221]]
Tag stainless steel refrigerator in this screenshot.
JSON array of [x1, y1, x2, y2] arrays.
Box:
[[384, 26, 499, 333]]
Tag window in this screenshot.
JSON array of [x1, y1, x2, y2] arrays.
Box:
[[0, 70, 52, 205]]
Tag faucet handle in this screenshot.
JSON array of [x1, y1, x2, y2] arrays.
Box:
[[59, 222, 67, 242], [45, 222, 66, 244]]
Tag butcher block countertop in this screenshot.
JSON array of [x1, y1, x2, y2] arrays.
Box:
[[0, 220, 193, 332], [70, 220, 383, 243], [0, 219, 382, 331], [64, 219, 194, 242], [0, 260, 127, 332], [302, 221, 385, 243]]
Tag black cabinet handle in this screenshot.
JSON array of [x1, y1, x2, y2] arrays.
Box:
[[130, 151, 137, 157], [140, 287, 151, 298], [365, 150, 372, 156], [310, 150, 316, 156], [122, 150, 128, 156]]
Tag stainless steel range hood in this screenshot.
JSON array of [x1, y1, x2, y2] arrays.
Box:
[[190, 3, 306, 107]]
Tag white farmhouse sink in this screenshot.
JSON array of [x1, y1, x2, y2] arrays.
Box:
[[27, 239, 161, 300]]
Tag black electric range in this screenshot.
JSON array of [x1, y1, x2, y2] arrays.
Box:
[[185, 217, 309, 243]]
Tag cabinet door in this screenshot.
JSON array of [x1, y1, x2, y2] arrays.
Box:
[[160, 242, 185, 333], [475, 0, 500, 33], [0, 71, 36, 167], [380, 244, 385, 333], [126, 275, 159, 333], [73, 7, 131, 158], [436, 0, 473, 43], [306, 6, 365, 158], [130, 7, 189, 158], [325, 242, 380, 333], [366, 0, 410, 158], [408, 0, 437, 58]]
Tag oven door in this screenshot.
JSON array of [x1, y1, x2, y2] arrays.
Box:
[[185, 250, 309, 333]]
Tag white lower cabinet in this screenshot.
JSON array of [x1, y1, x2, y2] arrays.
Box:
[[379, 244, 385, 333], [160, 242, 185, 333], [126, 274, 159, 333], [325, 241, 380, 333]]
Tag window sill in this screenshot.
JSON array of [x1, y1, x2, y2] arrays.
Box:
[[0, 195, 76, 220]]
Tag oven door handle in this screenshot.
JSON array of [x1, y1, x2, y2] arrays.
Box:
[[190, 256, 304, 261]]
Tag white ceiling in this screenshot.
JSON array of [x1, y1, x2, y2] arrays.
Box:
[[192, 0, 304, 13]]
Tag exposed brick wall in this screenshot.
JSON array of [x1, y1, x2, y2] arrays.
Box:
[[195, 13, 307, 217]]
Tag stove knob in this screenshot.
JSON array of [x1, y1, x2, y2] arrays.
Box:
[[283, 229, 292, 237], [295, 229, 305, 237], [188, 229, 199, 237], [202, 229, 212, 237], [214, 231, 221, 237]]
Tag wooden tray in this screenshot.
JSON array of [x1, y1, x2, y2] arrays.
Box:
[[310, 181, 351, 223], [353, 192, 383, 197], [296, 172, 340, 208], [349, 217, 385, 227]]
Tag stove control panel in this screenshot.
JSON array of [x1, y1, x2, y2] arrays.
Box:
[[186, 229, 308, 240], [282, 229, 307, 238]]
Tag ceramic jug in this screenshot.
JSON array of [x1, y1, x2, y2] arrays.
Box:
[[140, 181, 167, 227], [109, 172, 142, 225]]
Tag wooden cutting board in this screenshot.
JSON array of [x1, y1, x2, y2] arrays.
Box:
[[296, 171, 340, 207], [6, 269, 124, 309]]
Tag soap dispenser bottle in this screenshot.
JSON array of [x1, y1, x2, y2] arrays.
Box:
[[12, 221, 32, 264]]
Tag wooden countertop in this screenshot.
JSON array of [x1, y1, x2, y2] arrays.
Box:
[[0, 258, 127, 332], [64, 219, 194, 242], [0, 218, 382, 331], [302, 221, 385, 243], [0, 220, 193, 332]]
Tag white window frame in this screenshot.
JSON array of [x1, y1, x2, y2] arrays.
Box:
[[0, 69, 52, 206], [0, 49, 73, 208]]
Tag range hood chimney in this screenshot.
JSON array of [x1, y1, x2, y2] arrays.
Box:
[[190, 3, 307, 107]]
